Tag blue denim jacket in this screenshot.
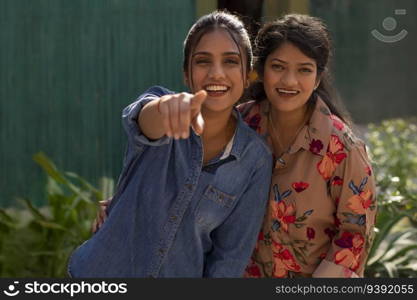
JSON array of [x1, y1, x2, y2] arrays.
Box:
[[68, 86, 272, 278]]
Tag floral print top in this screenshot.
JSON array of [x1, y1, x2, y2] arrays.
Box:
[[238, 98, 377, 278]]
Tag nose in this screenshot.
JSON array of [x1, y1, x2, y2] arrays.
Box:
[[208, 61, 225, 80], [280, 69, 298, 87]]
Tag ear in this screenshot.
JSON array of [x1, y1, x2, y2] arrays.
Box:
[[244, 73, 250, 88], [314, 76, 321, 90]]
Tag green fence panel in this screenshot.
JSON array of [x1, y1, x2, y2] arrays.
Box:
[[311, 0, 417, 123], [0, 0, 195, 206]]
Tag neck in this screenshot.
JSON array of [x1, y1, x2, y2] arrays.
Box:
[[270, 104, 309, 135], [201, 106, 235, 142], [268, 104, 310, 157]]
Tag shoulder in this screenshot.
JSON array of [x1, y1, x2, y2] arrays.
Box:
[[237, 100, 263, 117], [328, 114, 367, 155], [237, 100, 269, 135], [234, 112, 272, 168], [310, 99, 366, 156]]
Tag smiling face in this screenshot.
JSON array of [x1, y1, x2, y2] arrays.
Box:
[[186, 28, 247, 112], [263, 42, 320, 114]]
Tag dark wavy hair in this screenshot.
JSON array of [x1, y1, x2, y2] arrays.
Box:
[[249, 14, 351, 124], [183, 10, 253, 90]]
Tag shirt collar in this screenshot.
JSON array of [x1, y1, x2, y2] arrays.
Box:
[[192, 108, 249, 161], [292, 97, 334, 157], [261, 97, 333, 157], [228, 107, 258, 161]]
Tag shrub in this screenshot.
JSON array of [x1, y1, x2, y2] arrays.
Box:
[[0, 152, 114, 277], [365, 119, 417, 277]]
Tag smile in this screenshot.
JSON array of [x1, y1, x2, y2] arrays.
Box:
[[204, 84, 229, 92], [204, 84, 230, 97], [276, 88, 300, 97]]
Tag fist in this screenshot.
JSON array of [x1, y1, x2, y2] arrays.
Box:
[[158, 90, 207, 139]]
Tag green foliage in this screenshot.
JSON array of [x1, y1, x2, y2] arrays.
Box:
[[0, 152, 114, 277], [365, 119, 417, 277]]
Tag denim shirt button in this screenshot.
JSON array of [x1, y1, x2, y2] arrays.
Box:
[[170, 215, 178, 221]]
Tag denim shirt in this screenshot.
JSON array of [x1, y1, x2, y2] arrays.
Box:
[[68, 86, 272, 278]]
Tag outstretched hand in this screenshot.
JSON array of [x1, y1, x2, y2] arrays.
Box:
[[158, 90, 207, 138]]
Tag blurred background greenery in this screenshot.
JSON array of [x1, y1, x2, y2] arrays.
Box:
[[1, 0, 416, 277]]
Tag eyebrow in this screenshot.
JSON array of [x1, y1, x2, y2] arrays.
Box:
[[271, 58, 315, 67], [192, 51, 240, 57]]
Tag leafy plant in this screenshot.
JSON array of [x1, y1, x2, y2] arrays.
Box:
[[365, 119, 417, 277], [0, 152, 114, 277]]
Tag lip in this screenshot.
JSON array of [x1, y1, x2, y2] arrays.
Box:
[[276, 88, 300, 98], [204, 84, 230, 97]]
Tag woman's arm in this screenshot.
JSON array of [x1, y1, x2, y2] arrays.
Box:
[[313, 144, 377, 278]]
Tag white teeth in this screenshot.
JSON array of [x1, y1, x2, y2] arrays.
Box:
[[205, 85, 228, 92], [278, 89, 298, 94]]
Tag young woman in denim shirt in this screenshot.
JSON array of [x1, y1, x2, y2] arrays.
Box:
[[68, 11, 272, 278]]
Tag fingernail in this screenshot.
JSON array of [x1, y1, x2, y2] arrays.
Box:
[[174, 134, 179, 139]]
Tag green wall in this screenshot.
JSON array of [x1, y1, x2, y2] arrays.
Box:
[[311, 0, 417, 123], [0, 0, 195, 206]]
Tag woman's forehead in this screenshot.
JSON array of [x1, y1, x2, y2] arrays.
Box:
[[193, 28, 241, 54]]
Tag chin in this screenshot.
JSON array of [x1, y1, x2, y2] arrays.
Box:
[[270, 101, 304, 113], [205, 96, 238, 111]]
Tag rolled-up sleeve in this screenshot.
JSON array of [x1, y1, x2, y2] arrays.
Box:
[[122, 86, 174, 150]]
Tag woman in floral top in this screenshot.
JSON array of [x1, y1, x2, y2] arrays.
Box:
[[241, 14, 377, 278]]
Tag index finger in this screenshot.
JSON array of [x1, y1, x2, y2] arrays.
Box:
[[190, 90, 207, 110]]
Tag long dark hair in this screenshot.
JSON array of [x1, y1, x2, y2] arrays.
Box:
[[182, 10, 253, 91], [249, 14, 351, 125]]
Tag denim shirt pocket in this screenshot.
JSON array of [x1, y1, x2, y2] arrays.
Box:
[[195, 185, 237, 227]]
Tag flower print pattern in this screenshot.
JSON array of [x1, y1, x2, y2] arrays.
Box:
[[271, 201, 296, 232], [239, 99, 376, 278], [334, 232, 364, 271], [317, 135, 347, 180], [309, 139, 323, 154], [244, 258, 262, 277], [247, 114, 261, 132], [324, 227, 337, 240], [333, 213, 341, 227], [272, 241, 301, 277], [365, 165, 372, 176], [292, 182, 309, 193], [347, 178, 373, 215], [330, 114, 345, 131], [332, 176, 343, 186], [307, 227, 315, 240]]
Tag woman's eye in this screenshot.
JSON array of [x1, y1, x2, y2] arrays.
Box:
[[271, 64, 284, 70], [195, 59, 210, 65], [225, 59, 239, 65], [300, 68, 313, 73]]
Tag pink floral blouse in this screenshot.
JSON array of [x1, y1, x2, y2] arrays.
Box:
[[238, 98, 377, 278]]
